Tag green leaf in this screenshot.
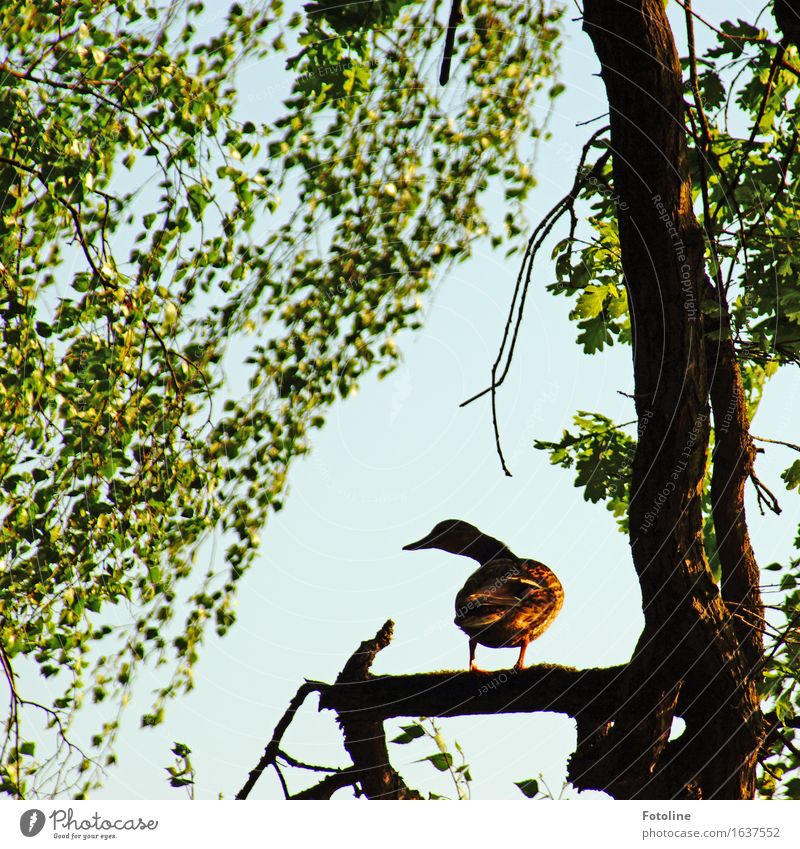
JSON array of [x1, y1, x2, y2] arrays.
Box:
[[418, 752, 453, 772], [187, 185, 209, 219], [391, 723, 426, 744], [781, 460, 800, 491], [515, 778, 539, 798]]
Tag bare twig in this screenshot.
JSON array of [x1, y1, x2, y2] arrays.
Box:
[[672, 0, 762, 42], [750, 471, 782, 516], [272, 762, 290, 800], [752, 435, 800, 453], [235, 680, 324, 800], [459, 128, 610, 475], [276, 750, 342, 773]]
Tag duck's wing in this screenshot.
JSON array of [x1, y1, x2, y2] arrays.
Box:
[[454, 559, 563, 633]]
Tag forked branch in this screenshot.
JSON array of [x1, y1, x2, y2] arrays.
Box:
[[237, 621, 626, 799]]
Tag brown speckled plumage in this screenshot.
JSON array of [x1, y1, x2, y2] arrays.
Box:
[[403, 520, 564, 671]]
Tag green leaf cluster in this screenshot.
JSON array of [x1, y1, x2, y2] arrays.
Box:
[[534, 412, 635, 529], [391, 718, 472, 799], [0, 0, 562, 797]]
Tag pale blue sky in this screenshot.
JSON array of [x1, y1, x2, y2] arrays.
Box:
[[29, 0, 798, 800]]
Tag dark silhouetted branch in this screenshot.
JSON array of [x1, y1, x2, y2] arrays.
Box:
[[238, 621, 627, 800], [236, 680, 324, 800], [439, 0, 463, 85], [319, 659, 625, 722], [326, 621, 422, 799], [290, 769, 360, 799]]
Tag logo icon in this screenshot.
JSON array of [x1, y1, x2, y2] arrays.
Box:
[[20, 810, 46, 837]]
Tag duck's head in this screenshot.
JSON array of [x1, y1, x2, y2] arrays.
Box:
[[402, 519, 514, 563]]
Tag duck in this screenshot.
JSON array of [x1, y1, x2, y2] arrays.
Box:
[[402, 520, 564, 672]]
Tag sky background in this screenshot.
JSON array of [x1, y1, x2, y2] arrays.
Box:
[[21, 0, 799, 800]]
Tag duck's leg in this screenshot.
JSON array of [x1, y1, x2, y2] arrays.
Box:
[[468, 637, 483, 672], [514, 641, 529, 671]]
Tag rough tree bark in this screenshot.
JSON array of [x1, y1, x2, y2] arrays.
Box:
[[578, 0, 763, 798], [706, 327, 764, 674], [325, 621, 422, 799]]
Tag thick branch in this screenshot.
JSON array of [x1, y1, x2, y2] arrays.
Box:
[[705, 325, 764, 672], [241, 623, 626, 801], [321, 623, 627, 799], [290, 770, 359, 800], [327, 621, 422, 799], [319, 662, 625, 723]]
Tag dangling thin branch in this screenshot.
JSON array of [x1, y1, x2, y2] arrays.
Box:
[[460, 127, 610, 475], [439, 0, 463, 85]]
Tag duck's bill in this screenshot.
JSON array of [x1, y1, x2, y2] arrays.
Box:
[[402, 534, 435, 550]]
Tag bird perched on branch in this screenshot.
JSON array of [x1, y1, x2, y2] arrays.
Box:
[[403, 520, 564, 671]]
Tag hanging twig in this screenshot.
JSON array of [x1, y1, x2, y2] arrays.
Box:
[[439, 0, 463, 85], [684, 1, 712, 229], [718, 45, 785, 225], [459, 127, 610, 475]]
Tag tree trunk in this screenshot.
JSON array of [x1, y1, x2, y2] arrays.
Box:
[[579, 0, 763, 799]]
